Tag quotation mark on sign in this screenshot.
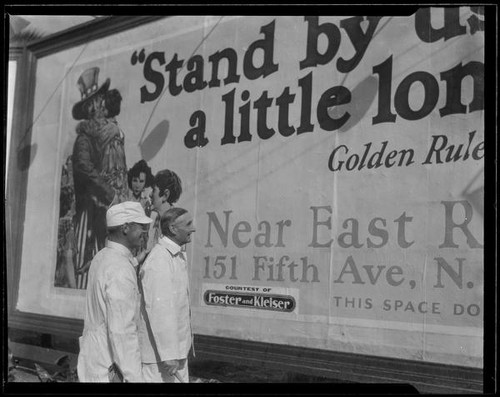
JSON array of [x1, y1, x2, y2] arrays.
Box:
[[130, 49, 146, 65]]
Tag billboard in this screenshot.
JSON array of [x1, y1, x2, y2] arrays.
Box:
[[16, 10, 484, 367]]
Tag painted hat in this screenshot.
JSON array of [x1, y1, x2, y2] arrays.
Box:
[[72, 67, 110, 120], [106, 201, 153, 227]]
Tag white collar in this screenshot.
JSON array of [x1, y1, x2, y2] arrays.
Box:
[[159, 235, 183, 257], [106, 240, 138, 266]]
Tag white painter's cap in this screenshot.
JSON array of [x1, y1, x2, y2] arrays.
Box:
[[106, 201, 153, 227]]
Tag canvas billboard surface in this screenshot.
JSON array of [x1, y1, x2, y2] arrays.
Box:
[[17, 11, 484, 367]]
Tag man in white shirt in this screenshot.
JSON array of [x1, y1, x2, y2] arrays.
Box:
[[138, 207, 196, 382], [77, 201, 152, 382]]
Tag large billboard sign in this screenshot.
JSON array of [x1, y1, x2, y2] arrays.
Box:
[[15, 10, 484, 368]]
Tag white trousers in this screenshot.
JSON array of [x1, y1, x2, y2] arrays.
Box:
[[142, 361, 189, 383]]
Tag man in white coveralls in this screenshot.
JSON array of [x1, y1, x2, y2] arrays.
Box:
[[77, 201, 152, 382], [138, 207, 196, 382]]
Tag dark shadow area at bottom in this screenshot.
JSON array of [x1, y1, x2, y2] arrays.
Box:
[[189, 358, 352, 383]]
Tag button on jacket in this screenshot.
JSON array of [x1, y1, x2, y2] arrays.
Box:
[[77, 241, 143, 382], [138, 236, 192, 363]]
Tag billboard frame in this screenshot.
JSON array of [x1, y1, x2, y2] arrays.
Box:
[[5, 11, 490, 393]]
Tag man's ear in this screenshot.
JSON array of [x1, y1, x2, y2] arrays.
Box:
[[122, 223, 129, 235], [162, 189, 171, 203]]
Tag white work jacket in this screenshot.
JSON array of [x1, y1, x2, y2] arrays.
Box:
[[77, 241, 143, 382], [138, 236, 192, 363]]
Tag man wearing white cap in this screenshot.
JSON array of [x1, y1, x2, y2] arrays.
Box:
[[77, 201, 152, 382]]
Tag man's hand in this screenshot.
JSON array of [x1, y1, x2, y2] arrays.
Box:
[[135, 249, 150, 266], [177, 358, 187, 371], [160, 359, 180, 376]]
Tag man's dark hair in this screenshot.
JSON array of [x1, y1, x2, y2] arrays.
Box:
[[154, 169, 182, 205], [106, 224, 124, 236], [128, 160, 154, 189], [160, 207, 188, 237]]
